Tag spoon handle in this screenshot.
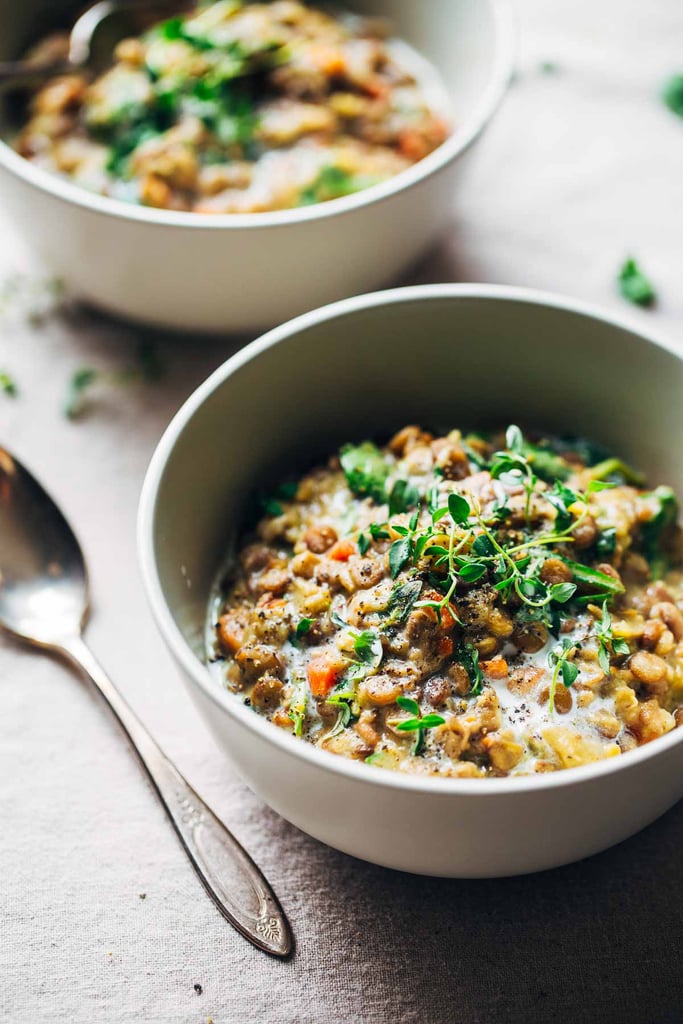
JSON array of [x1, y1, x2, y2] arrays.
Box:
[[60, 635, 292, 959], [0, 61, 73, 86]]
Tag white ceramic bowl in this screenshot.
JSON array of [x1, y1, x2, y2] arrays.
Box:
[[0, 0, 513, 332], [138, 284, 683, 877]]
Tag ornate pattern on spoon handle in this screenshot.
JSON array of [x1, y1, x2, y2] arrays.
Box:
[[61, 636, 293, 958]]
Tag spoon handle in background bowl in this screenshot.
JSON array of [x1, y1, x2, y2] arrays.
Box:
[[59, 635, 293, 959], [0, 61, 73, 86]]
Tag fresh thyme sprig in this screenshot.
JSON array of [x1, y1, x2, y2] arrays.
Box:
[[491, 424, 538, 527], [457, 641, 484, 696], [595, 602, 630, 674], [288, 672, 307, 738], [548, 638, 580, 714], [320, 425, 649, 739], [372, 426, 626, 619], [322, 615, 383, 738], [390, 696, 445, 755]]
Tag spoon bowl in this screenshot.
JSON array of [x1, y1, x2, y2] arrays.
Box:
[[0, 447, 87, 646]]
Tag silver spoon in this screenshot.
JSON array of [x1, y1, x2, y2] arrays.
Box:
[[0, 446, 292, 958], [0, 0, 183, 85]]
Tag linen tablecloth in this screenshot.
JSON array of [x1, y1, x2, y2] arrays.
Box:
[[1, 1, 682, 1021]]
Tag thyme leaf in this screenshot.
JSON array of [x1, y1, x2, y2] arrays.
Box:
[[662, 74, 683, 118], [456, 641, 484, 696], [340, 442, 390, 504], [618, 258, 656, 307], [383, 579, 423, 626], [392, 695, 445, 755], [595, 602, 630, 675], [64, 367, 98, 420], [389, 536, 412, 579], [548, 638, 580, 713], [0, 371, 17, 397], [388, 478, 420, 515]]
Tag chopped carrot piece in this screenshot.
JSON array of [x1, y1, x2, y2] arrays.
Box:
[[365, 78, 390, 100], [217, 614, 245, 654], [398, 129, 429, 161], [439, 635, 454, 658], [314, 47, 346, 76], [481, 656, 509, 680], [326, 55, 346, 76], [307, 653, 344, 697], [329, 539, 356, 562]]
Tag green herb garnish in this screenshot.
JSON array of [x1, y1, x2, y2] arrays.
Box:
[[260, 482, 298, 518], [63, 339, 167, 420], [390, 426, 606, 617], [64, 367, 98, 420], [595, 602, 630, 675], [287, 672, 308, 738], [640, 485, 679, 577], [547, 480, 580, 533], [522, 441, 571, 482], [262, 497, 283, 517], [491, 425, 538, 525], [352, 629, 382, 667], [389, 536, 412, 579], [388, 478, 420, 516], [563, 560, 624, 602], [596, 527, 617, 558], [548, 638, 580, 713], [391, 696, 445, 755], [382, 579, 423, 627], [340, 442, 390, 504], [618, 258, 656, 307], [277, 482, 298, 501], [456, 641, 484, 696], [587, 457, 645, 487], [325, 692, 355, 738], [662, 74, 683, 118], [300, 166, 363, 205], [0, 371, 17, 397]]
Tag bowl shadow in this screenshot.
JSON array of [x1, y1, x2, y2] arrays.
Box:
[[254, 792, 682, 1024]]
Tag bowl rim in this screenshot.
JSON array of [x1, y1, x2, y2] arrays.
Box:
[[0, 0, 515, 230], [138, 282, 683, 797]]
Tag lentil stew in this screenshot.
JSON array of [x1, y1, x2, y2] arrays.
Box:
[[14, 1, 450, 213], [209, 426, 683, 778]]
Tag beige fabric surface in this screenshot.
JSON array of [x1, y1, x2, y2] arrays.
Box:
[[1, 1, 682, 1022]]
